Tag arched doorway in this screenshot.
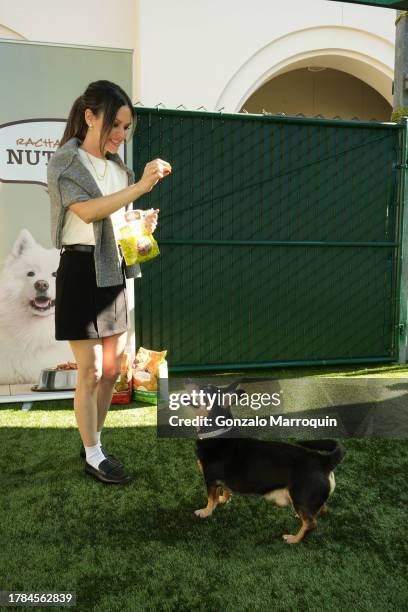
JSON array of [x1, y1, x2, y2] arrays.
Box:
[[241, 67, 391, 121], [216, 27, 393, 115]]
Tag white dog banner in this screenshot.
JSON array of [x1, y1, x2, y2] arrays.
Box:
[[0, 229, 73, 385], [0, 40, 134, 395], [0, 119, 66, 187], [0, 118, 127, 386]]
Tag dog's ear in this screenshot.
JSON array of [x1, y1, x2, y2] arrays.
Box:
[[10, 229, 37, 259], [184, 381, 200, 394], [184, 382, 202, 407], [223, 380, 242, 394]]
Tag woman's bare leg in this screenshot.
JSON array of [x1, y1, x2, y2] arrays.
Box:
[[97, 331, 128, 431], [69, 339, 103, 447]]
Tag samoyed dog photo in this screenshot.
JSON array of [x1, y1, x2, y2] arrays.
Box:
[[0, 229, 73, 385]]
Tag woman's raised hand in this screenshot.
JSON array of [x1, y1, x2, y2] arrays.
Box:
[[138, 158, 171, 193]]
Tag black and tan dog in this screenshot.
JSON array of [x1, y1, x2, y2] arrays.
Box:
[[193, 382, 346, 544]]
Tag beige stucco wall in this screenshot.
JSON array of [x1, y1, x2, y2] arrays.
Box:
[[138, 0, 395, 111], [0, 0, 397, 114]]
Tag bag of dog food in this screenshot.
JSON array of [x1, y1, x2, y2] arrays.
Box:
[[112, 352, 133, 404], [118, 213, 159, 266], [132, 347, 167, 404]]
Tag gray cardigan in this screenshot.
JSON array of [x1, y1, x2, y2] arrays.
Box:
[[47, 137, 141, 287]]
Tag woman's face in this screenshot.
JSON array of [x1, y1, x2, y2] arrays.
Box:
[[86, 104, 133, 156]]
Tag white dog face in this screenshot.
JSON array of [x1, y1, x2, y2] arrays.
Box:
[[1, 229, 59, 318]]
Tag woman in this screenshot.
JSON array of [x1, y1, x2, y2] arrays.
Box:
[[47, 80, 171, 484]]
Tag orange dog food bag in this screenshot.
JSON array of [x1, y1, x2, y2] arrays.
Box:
[[132, 347, 167, 404]]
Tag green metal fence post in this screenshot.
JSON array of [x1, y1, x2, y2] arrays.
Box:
[[397, 117, 408, 361]]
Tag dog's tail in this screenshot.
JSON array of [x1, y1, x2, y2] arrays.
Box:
[[295, 439, 346, 471]]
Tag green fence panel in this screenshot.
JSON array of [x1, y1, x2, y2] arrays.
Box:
[[132, 109, 404, 371]]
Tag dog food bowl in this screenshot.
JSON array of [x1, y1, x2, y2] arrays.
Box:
[[33, 368, 78, 391]]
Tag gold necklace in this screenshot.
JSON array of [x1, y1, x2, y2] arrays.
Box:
[[85, 151, 108, 181]]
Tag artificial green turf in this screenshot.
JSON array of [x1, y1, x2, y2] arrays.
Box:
[[1, 399, 408, 612], [171, 363, 408, 378]]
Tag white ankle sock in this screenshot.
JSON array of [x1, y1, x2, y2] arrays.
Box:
[[85, 443, 106, 469]]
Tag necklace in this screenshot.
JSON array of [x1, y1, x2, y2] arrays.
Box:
[[85, 151, 108, 181]]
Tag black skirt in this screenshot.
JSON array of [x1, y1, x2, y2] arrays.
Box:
[[55, 251, 128, 341]]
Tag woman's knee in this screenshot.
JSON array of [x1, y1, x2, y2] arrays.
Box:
[[101, 365, 120, 384], [78, 365, 103, 389]]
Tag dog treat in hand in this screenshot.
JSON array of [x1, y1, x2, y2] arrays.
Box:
[[118, 215, 159, 265]]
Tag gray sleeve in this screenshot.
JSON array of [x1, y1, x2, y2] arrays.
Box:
[[58, 175, 90, 208]]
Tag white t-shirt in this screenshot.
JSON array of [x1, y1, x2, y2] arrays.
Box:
[[61, 148, 128, 245]]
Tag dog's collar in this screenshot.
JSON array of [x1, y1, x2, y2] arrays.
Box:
[[197, 426, 233, 440]]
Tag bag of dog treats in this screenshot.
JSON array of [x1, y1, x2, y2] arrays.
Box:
[[118, 213, 159, 266], [112, 352, 133, 404], [132, 347, 167, 405]]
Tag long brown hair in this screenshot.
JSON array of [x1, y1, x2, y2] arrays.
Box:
[[60, 80, 135, 154]]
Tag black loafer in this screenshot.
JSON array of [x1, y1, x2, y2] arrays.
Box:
[[80, 444, 123, 467], [85, 458, 131, 484]]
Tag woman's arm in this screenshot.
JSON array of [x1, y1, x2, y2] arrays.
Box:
[[69, 182, 145, 224], [69, 158, 171, 224]]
